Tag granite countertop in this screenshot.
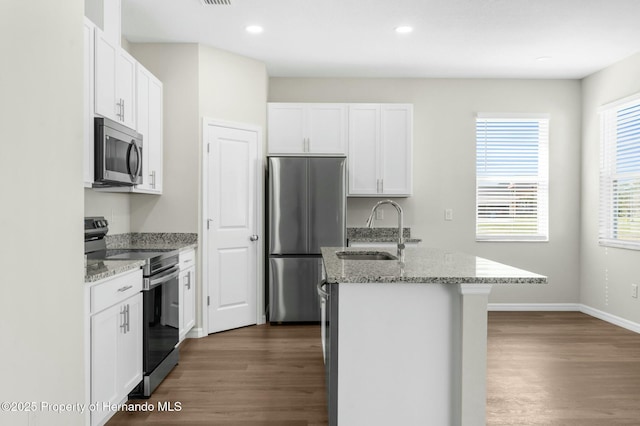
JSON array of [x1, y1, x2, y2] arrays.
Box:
[[106, 232, 198, 251], [85, 232, 198, 283], [347, 227, 422, 244], [321, 246, 547, 284], [85, 259, 146, 283]]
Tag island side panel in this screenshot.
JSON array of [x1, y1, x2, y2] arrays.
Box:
[[457, 283, 493, 426], [337, 282, 460, 426]]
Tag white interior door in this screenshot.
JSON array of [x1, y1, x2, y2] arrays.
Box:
[[207, 124, 259, 333]]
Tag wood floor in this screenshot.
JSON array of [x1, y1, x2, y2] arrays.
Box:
[[487, 312, 640, 425], [108, 312, 640, 425]]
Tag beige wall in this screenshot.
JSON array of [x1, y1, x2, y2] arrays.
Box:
[[128, 43, 201, 233], [84, 190, 132, 234], [126, 43, 268, 329], [0, 1, 86, 425], [198, 45, 268, 136], [581, 52, 640, 323], [269, 78, 583, 304]]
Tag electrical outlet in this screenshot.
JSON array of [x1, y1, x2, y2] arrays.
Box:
[[445, 208, 453, 221], [632, 284, 638, 299], [375, 209, 384, 220]]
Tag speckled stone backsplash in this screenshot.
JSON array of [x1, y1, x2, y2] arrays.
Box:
[[106, 233, 197, 249], [347, 227, 412, 239]]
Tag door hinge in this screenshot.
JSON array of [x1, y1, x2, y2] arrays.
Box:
[[207, 143, 210, 153], [207, 296, 210, 306]]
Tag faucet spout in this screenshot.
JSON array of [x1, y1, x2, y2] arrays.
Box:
[[365, 200, 405, 256]]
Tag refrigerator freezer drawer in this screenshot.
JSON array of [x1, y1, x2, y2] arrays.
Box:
[[269, 256, 323, 322]]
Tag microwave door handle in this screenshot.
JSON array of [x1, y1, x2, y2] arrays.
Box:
[[127, 140, 142, 182]]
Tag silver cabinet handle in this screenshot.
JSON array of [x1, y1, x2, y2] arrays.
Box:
[[120, 305, 127, 333], [185, 271, 191, 289], [117, 285, 133, 292], [117, 98, 124, 121], [250, 234, 259, 241], [125, 303, 131, 333], [381, 179, 384, 193]]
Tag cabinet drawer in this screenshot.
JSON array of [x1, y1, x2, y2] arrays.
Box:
[[179, 249, 195, 270], [91, 269, 143, 314]]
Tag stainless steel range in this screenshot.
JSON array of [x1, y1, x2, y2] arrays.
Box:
[[84, 217, 180, 398]]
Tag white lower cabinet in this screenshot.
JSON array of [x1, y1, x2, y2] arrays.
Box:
[[87, 269, 143, 426], [179, 249, 196, 342]]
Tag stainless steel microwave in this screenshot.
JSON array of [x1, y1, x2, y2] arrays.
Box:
[[94, 117, 143, 186]]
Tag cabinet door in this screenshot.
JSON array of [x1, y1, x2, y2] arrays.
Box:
[[380, 104, 413, 196], [267, 104, 305, 154], [83, 18, 95, 188], [348, 105, 380, 195], [94, 29, 118, 122], [181, 267, 196, 340], [147, 75, 163, 192], [134, 65, 163, 193], [307, 104, 347, 154], [117, 293, 143, 395], [117, 50, 137, 129], [91, 303, 120, 426]]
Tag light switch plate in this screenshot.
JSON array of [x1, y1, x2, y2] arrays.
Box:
[[445, 209, 453, 221]]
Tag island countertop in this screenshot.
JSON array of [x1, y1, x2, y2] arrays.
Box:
[[321, 246, 547, 284]]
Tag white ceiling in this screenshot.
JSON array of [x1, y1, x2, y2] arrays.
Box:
[[122, 0, 640, 79]]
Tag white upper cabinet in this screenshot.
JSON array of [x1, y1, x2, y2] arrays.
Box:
[[94, 27, 136, 130], [268, 103, 348, 155], [86, 21, 164, 193], [83, 18, 95, 188], [134, 64, 163, 194], [348, 104, 413, 197]]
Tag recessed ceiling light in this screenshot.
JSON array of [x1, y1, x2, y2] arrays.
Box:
[[536, 56, 552, 62], [245, 25, 264, 34], [395, 26, 413, 34]]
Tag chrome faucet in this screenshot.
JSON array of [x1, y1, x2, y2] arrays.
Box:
[[365, 200, 405, 256]]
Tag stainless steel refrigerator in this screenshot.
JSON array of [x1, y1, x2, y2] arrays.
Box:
[[268, 156, 346, 322]]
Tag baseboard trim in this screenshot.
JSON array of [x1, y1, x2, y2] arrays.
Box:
[[186, 327, 207, 339], [579, 304, 640, 334], [488, 303, 640, 334], [488, 303, 581, 311]]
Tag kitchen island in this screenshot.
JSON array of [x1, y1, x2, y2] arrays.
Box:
[[319, 246, 546, 426]]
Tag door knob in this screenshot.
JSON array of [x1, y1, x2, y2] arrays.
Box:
[[250, 234, 259, 241]]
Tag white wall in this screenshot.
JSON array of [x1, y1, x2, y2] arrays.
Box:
[[0, 1, 85, 425], [269, 78, 582, 304], [581, 52, 640, 324]]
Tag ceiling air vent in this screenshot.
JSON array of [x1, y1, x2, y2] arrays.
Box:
[[200, 0, 231, 5]]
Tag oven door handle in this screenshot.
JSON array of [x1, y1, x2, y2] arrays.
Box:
[[145, 266, 180, 290]]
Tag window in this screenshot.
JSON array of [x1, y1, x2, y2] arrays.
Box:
[[599, 94, 640, 249], [475, 114, 549, 241]]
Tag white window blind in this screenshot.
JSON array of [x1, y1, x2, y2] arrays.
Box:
[[476, 115, 549, 241], [599, 94, 640, 250]]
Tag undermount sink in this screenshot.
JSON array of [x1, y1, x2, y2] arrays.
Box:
[[336, 251, 397, 261]]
